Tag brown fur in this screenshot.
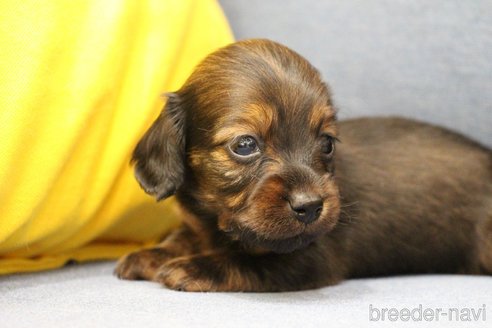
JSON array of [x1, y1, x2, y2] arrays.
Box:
[[115, 39, 492, 291]]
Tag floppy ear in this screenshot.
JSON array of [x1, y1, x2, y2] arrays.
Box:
[[132, 93, 185, 201]]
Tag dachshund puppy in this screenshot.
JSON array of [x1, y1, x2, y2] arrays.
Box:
[[115, 39, 492, 292]]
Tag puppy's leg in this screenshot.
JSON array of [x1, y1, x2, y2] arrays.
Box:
[[154, 244, 344, 292], [115, 225, 201, 280]]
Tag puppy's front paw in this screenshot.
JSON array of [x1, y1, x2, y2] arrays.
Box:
[[154, 253, 242, 292], [115, 248, 174, 280]]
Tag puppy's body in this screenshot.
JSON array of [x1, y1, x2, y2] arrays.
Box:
[[116, 39, 492, 291], [334, 117, 491, 278]]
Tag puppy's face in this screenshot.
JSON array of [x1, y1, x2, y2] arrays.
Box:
[[133, 39, 340, 253]]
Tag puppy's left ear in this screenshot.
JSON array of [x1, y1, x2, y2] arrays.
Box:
[[132, 93, 186, 201]]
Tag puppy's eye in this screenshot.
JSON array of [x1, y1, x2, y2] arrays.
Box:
[[321, 135, 335, 156], [232, 136, 259, 157]]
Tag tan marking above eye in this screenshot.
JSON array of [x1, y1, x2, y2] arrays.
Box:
[[213, 103, 274, 145], [320, 126, 338, 139], [213, 126, 250, 145], [310, 105, 338, 136]]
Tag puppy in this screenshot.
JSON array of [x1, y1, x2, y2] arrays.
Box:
[[115, 39, 492, 292]]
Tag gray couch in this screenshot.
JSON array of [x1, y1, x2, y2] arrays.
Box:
[[1, 1, 490, 327]]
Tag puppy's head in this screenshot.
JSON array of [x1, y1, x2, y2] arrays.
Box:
[[133, 39, 340, 253]]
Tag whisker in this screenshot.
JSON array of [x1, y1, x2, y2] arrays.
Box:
[[340, 201, 359, 209]]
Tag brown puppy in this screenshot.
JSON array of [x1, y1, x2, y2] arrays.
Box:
[[115, 39, 492, 292]]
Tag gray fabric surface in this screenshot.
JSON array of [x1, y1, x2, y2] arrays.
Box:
[[1, 261, 491, 328], [219, 0, 492, 147]]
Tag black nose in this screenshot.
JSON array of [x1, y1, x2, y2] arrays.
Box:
[[289, 193, 323, 224]]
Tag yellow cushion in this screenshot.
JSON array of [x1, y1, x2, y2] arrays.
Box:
[[0, 0, 233, 274]]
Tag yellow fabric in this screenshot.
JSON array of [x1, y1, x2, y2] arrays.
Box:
[[0, 0, 233, 274]]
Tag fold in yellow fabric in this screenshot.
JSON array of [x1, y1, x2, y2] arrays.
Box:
[[0, 0, 233, 274]]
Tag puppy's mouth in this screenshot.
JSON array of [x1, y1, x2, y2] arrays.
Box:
[[235, 226, 320, 253], [222, 218, 335, 254]]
